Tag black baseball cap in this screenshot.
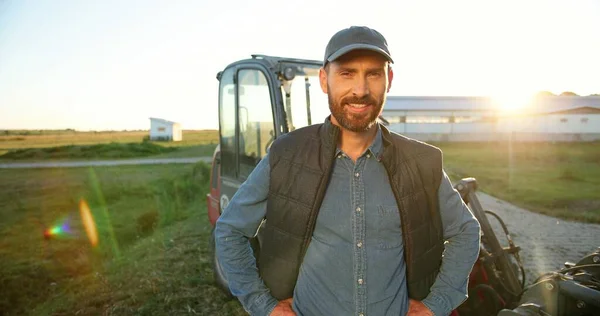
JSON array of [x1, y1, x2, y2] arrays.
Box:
[[323, 26, 393, 66]]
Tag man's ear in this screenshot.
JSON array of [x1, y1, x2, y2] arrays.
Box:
[[387, 66, 394, 93], [319, 67, 328, 93]]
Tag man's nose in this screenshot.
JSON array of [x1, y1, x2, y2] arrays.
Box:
[[352, 76, 369, 98]]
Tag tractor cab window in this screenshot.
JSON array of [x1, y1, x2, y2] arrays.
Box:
[[280, 65, 329, 131], [237, 69, 275, 180], [219, 68, 237, 179]]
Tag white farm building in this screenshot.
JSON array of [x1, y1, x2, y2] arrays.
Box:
[[381, 96, 600, 142], [149, 117, 182, 141]]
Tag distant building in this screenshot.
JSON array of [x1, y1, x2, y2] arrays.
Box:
[[149, 117, 182, 141], [381, 96, 600, 142]]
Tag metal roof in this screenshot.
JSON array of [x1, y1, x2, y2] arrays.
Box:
[[529, 96, 600, 114], [250, 54, 322, 67], [221, 54, 322, 74], [383, 95, 600, 114], [384, 96, 495, 111], [149, 117, 179, 125]]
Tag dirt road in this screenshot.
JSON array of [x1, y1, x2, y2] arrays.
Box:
[[0, 157, 212, 169], [478, 192, 600, 285]]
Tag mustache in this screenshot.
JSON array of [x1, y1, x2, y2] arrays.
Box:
[[341, 95, 377, 105]]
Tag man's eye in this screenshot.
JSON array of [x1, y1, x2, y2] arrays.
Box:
[[369, 72, 383, 78], [340, 72, 351, 76]]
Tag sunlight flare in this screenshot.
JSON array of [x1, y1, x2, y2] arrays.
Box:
[[87, 168, 121, 257], [492, 92, 534, 113], [79, 199, 98, 247]]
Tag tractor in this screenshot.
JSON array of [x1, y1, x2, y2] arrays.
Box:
[[205, 55, 600, 315]]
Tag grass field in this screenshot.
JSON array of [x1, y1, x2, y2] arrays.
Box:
[[0, 130, 219, 156], [435, 141, 600, 223], [1, 138, 599, 315], [0, 130, 219, 161], [0, 163, 246, 316], [0, 142, 218, 161]]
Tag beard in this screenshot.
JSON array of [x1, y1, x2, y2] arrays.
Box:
[[328, 85, 385, 133]]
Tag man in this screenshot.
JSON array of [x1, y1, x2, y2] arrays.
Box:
[[215, 26, 481, 316]]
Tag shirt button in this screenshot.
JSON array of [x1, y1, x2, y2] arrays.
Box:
[[359, 314, 364, 316], [366, 153, 371, 158], [356, 207, 361, 212], [358, 278, 363, 285], [355, 172, 360, 177], [357, 242, 362, 248], [337, 154, 342, 158]]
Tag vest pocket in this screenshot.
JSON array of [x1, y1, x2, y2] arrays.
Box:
[[375, 205, 403, 249]]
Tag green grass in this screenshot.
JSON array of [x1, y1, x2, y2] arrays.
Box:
[[2, 139, 599, 315], [0, 142, 218, 161], [434, 141, 600, 223], [0, 142, 179, 160], [0, 138, 218, 162], [0, 163, 246, 316], [150, 144, 218, 159], [0, 130, 219, 156]]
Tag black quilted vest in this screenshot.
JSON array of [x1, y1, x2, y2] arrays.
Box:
[[258, 118, 444, 301]]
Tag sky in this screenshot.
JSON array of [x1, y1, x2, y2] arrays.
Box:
[[0, 0, 598, 131]]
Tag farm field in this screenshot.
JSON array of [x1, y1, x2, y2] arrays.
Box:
[[2, 129, 598, 223], [0, 163, 247, 316], [435, 141, 600, 223], [0, 130, 219, 160], [0, 130, 219, 157], [1, 138, 599, 315]]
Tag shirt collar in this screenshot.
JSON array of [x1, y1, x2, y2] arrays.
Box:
[[335, 124, 383, 159], [369, 125, 384, 158]]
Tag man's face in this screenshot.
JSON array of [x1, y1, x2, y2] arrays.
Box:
[[319, 50, 393, 132]]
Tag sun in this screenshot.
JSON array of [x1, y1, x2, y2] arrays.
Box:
[[492, 92, 535, 113]]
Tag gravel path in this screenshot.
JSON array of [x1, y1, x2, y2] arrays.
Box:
[[477, 192, 600, 285], [0, 157, 212, 169]]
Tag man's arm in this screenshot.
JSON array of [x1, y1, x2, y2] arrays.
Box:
[[215, 154, 279, 315], [421, 170, 481, 316]]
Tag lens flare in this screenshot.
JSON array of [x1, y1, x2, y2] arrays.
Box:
[[43, 219, 71, 239], [79, 199, 98, 247], [88, 168, 120, 257]]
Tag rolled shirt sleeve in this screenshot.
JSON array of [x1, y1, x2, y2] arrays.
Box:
[[422, 170, 481, 316], [214, 154, 279, 315]]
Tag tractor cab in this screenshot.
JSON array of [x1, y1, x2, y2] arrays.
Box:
[[206, 54, 329, 226], [206, 55, 330, 227], [205, 55, 329, 292]]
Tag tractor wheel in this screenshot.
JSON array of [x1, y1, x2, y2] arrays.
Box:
[[210, 227, 233, 298]]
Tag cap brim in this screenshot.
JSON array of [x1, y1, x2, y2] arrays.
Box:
[[327, 44, 394, 64]]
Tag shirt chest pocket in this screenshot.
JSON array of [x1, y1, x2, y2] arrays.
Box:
[[373, 205, 403, 249]]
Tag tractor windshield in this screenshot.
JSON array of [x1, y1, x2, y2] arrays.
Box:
[[280, 64, 330, 131]]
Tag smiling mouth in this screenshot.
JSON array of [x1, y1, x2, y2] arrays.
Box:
[[346, 103, 371, 112]]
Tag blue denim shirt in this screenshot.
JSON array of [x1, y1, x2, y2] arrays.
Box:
[[215, 128, 481, 316]]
